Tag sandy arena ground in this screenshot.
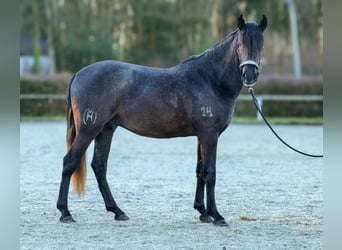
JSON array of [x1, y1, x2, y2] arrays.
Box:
[[20, 121, 323, 249]]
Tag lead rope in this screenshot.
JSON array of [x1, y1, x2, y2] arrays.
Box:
[[248, 87, 323, 158]]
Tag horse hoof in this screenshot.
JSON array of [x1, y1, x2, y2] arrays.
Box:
[[213, 219, 229, 227], [115, 213, 129, 221], [199, 215, 213, 223], [60, 215, 75, 223]]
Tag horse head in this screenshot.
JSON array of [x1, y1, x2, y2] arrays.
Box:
[[236, 14, 267, 87]]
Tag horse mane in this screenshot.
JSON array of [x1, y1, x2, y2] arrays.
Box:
[[181, 29, 239, 64]]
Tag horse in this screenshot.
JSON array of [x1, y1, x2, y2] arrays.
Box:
[[57, 14, 267, 227]]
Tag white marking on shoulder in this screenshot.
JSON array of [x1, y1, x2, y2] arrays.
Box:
[[200, 106, 213, 117]]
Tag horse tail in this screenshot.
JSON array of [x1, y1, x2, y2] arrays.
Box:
[[66, 74, 86, 196]]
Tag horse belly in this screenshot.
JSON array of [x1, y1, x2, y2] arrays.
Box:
[[118, 102, 194, 138]]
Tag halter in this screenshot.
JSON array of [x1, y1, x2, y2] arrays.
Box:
[[239, 60, 260, 87], [239, 60, 259, 71]]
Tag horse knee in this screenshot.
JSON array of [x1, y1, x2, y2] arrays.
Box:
[[205, 172, 216, 186], [196, 171, 203, 179], [196, 165, 204, 179], [196, 159, 202, 172]]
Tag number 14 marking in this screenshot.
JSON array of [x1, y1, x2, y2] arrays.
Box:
[[201, 106, 213, 117]]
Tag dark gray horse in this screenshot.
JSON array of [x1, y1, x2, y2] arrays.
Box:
[[57, 14, 267, 226]]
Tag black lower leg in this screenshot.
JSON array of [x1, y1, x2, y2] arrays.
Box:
[[56, 152, 78, 223], [206, 173, 227, 226], [197, 134, 228, 227], [91, 126, 129, 221], [57, 171, 75, 222], [100, 181, 129, 220], [193, 149, 212, 223], [92, 161, 129, 221], [194, 178, 212, 223]]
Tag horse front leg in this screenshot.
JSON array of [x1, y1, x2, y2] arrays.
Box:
[[194, 140, 213, 223], [198, 132, 228, 227]]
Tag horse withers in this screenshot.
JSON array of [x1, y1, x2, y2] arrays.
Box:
[[57, 14, 267, 226]]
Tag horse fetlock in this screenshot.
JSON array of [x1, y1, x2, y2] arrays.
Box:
[[208, 210, 226, 225], [56, 200, 67, 212], [57, 206, 75, 223], [193, 203, 205, 212], [105, 203, 129, 221]]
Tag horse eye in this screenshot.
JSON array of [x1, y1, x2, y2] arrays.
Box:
[[237, 42, 242, 52]]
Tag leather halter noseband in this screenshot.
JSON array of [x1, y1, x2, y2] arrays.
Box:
[[239, 60, 259, 71], [239, 60, 259, 87]]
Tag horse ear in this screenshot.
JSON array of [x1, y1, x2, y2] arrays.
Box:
[[237, 14, 245, 30], [259, 15, 267, 32]]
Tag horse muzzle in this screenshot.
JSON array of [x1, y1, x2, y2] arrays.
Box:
[[239, 60, 259, 87]]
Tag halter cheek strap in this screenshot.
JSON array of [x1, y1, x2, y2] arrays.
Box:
[[239, 60, 259, 71]]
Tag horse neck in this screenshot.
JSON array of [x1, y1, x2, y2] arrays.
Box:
[[195, 31, 243, 98]]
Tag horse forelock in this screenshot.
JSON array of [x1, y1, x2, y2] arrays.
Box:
[[239, 22, 264, 43]]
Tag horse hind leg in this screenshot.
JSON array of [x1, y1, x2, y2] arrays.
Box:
[[91, 125, 129, 221], [57, 134, 93, 222]]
